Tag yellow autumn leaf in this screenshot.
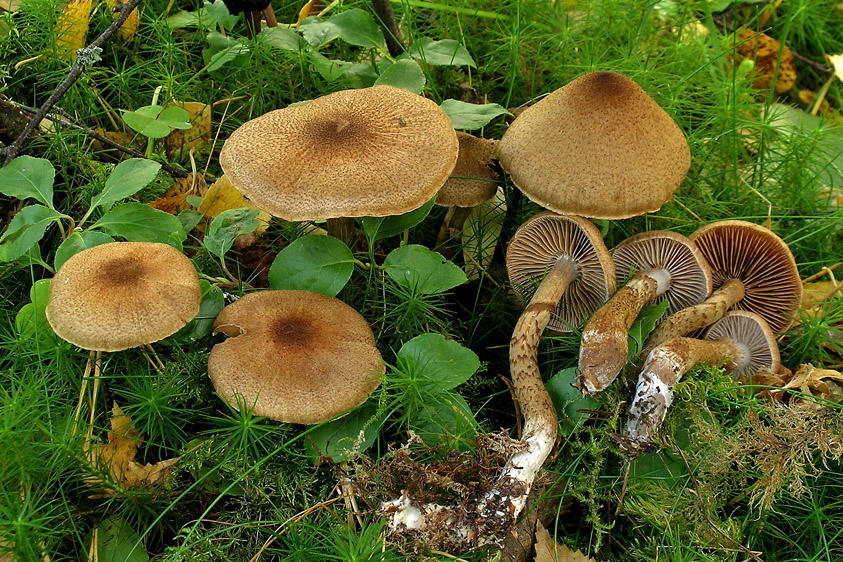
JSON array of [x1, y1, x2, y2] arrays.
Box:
[[734, 29, 797, 94], [827, 54, 843, 84], [198, 175, 271, 235], [106, 0, 139, 41], [149, 173, 208, 215], [165, 101, 212, 161], [55, 0, 92, 62]]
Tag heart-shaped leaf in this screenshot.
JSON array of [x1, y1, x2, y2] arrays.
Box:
[[384, 245, 467, 295], [268, 235, 355, 297]]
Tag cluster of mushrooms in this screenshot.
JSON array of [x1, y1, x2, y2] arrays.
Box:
[[40, 71, 803, 550]]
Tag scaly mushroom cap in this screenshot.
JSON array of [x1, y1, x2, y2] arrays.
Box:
[[436, 132, 498, 208], [208, 290, 385, 424], [220, 85, 459, 221], [497, 71, 690, 219], [690, 220, 802, 333], [703, 310, 780, 375], [507, 212, 615, 332], [612, 231, 712, 316], [45, 242, 201, 352]]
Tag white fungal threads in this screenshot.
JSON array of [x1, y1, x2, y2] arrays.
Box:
[[625, 369, 675, 442], [649, 268, 672, 296]]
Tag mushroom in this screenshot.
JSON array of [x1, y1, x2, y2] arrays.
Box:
[[625, 310, 780, 451], [219, 85, 459, 241], [577, 231, 712, 395], [434, 132, 498, 258], [45, 242, 201, 439], [217, 0, 278, 38], [643, 220, 802, 352], [207, 290, 384, 424], [496, 71, 690, 219], [383, 213, 614, 548]]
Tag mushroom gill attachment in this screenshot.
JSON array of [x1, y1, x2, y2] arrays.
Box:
[[45, 242, 201, 352], [219, 85, 459, 221], [577, 231, 712, 395], [624, 311, 780, 451], [497, 71, 690, 219], [208, 290, 385, 425], [643, 220, 802, 351]]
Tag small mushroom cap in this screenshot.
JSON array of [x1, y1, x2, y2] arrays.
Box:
[[435, 132, 498, 207], [691, 220, 802, 333], [612, 231, 712, 316], [208, 290, 385, 425], [45, 242, 201, 352], [497, 71, 690, 219], [220, 85, 459, 221], [507, 212, 616, 332], [703, 310, 780, 375]]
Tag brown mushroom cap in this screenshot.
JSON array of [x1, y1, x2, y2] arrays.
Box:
[[507, 212, 616, 332], [612, 231, 712, 316], [690, 220, 802, 333], [703, 310, 781, 375], [436, 132, 498, 208], [45, 242, 201, 352], [497, 71, 690, 219], [220, 85, 459, 221], [208, 290, 385, 424]]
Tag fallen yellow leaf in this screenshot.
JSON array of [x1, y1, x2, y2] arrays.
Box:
[[734, 29, 797, 94], [106, 0, 139, 41], [149, 173, 207, 215], [782, 364, 843, 403], [462, 186, 506, 282], [55, 0, 92, 62], [198, 175, 271, 235], [165, 101, 212, 161], [827, 54, 843, 84]]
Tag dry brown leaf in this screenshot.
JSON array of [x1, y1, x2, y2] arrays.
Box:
[[197, 175, 270, 235], [0, 0, 20, 12], [802, 280, 841, 309], [149, 173, 207, 215], [734, 29, 797, 94], [86, 402, 179, 498], [782, 364, 843, 403], [165, 101, 212, 161], [534, 522, 595, 562], [106, 0, 139, 40], [55, 0, 92, 62], [90, 127, 143, 156], [295, 0, 324, 26]]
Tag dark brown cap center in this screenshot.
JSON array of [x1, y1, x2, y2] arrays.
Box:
[[99, 258, 145, 286], [271, 318, 314, 347]]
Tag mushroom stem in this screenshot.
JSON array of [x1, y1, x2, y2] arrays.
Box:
[[642, 279, 745, 354], [263, 5, 277, 27], [625, 336, 745, 447], [435, 206, 473, 259], [577, 270, 668, 395], [326, 217, 358, 245]]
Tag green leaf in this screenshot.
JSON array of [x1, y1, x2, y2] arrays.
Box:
[[122, 105, 168, 138], [628, 299, 671, 356], [0, 155, 55, 208], [258, 26, 308, 51], [15, 278, 58, 344], [158, 106, 193, 129], [166, 0, 238, 30], [304, 404, 379, 462], [546, 367, 599, 430], [374, 59, 426, 94], [178, 209, 204, 233], [440, 99, 510, 130], [92, 202, 187, 246], [168, 279, 224, 344], [300, 9, 384, 49], [204, 207, 261, 259], [268, 235, 354, 297], [412, 391, 477, 447], [54, 230, 114, 271], [90, 158, 163, 211], [384, 245, 467, 295], [396, 333, 480, 393], [342, 62, 379, 89], [359, 197, 435, 241], [308, 51, 352, 81], [407, 37, 476, 67], [0, 205, 64, 262], [88, 517, 150, 562]]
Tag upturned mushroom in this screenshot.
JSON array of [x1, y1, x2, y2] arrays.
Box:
[[577, 231, 712, 395], [625, 310, 780, 451], [643, 220, 802, 352], [219, 85, 459, 241], [497, 71, 690, 219], [207, 290, 384, 424], [383, 212, 614, 548]]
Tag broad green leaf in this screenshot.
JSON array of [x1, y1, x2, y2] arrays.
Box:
[[628, 299, 671, 356], [88, 517, 150, 562], [309, 51, 352, 81], [122, 106, 191, 139], [440, 99, 510, 130], [304, 404, 379, 462], [203, 32, 250, 71], [412, 391, 477, 448], [359, 197, 435, 241], [92, 202, 187, 246], [374, 59, 426, 94], [0, 155, 55, 208], [178, 209, 204, 233], [258, 26, 308, 51], [268, 235, 354, 297], [168, 280, 224, 344], [384, 245, 467, 295], [158, 106, 193, 129], [90, 158, 162, 211], [300, 9, 384, 49], [407, 37, 476, 67], [166, 0, 238, 30], [0, 205, 63, 262], [54, 230, 114, 270], [15, 278, 58, 344], [546, 367, 599, 430], [204, 207, 262, 259], [396, 333, 480, 393], [462, 187, 506, 281], [342, 62, 379, 89]]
